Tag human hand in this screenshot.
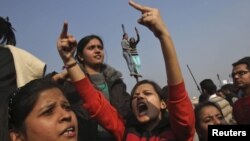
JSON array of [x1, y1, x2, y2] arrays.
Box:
[[129, 0, 169, 38], [52, 70, 71, 82], [57, 22, 77, 65]]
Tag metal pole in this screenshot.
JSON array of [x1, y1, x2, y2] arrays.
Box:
[[122, 24, 126, 34], [217, 73, 222, 87], [187, 64, 202, 94]]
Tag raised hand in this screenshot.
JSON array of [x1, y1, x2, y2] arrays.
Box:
[[57, 22, 77, 64], [129, 0, 183, 85], [129, 0, 169, 39]]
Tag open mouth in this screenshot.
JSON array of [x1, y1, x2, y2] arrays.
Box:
[[94, 55, 102, 59], [137, 101, 148, 116], [60, 127, 76, 137]]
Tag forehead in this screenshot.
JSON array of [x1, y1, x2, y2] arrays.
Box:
[[200, 105, 220, 117], [34, 88, 66, 107], [135, 83, 155, 91], [233, 64, 248, 71], [86, 38, 102, 45]]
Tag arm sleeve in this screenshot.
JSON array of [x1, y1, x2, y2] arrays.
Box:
[[73, 78, 125, 141], [167, 81, 195, 141]]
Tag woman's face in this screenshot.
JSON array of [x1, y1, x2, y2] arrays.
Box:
[[197, 105, 227, 140], [22, 88, 78, 141], [131, 83, 166, 124], [80, 38, 104, 67]]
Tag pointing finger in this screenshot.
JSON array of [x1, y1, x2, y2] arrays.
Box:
[[129, 0, 153, 13], [60, 22, 68, 38]]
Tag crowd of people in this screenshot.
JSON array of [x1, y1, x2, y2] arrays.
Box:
[[1, 1, 249, 141]]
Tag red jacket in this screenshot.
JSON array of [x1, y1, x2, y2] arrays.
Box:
[[233, 96, 250, 124], [74, 78, 195, 141]]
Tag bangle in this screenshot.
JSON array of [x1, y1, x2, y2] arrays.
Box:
[[62, 61, 77, 70]]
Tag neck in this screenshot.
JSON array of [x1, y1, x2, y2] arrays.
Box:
[[84, 64, 101, 75], [144, 113, 162, 132]]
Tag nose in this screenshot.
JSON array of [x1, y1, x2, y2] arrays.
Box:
[[137, 93, 146, 99], [58, 108, 72, 123], [232, 76, 240, 83], [213, 117, 222, 125], [94, 47, 100, 52], [93, 46, 102, 52]]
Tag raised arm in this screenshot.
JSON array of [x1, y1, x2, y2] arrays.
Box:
[[57, 22, 125, 141], [129, 1, 195, 141], [57, 22, 85, 81], [129, 1, 182, 85], [134, 27, 140, 44]]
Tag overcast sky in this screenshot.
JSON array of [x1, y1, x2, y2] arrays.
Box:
[[1, 0, 250, 99]]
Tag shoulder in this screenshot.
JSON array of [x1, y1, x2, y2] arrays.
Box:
[[103, 64, 123, 79]]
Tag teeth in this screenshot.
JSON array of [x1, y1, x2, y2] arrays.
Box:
[[95, 55, 101, 58], [63, 127, 74, 136], [138, 103, 144, 106], [63, 130, 73, 135], [64, 131, 69, 135], [67, 127, 73, 131]]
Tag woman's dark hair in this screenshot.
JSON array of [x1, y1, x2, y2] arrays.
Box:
[[76, 34, 104, 62], [194, 101, 224, 127], [219, 84, 238, 106], [8, 78, 64, 135], [194, 101, 225, 141], [0, 16, 16, 46], [220, 84, 237, 94]]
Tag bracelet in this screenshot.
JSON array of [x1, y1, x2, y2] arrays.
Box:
[[62, 61, 77, 70]]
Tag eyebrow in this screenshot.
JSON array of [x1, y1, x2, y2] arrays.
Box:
[[38, 102, 56, 115], [61, 100, 70, 105], [202, 113, 221, 119]]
